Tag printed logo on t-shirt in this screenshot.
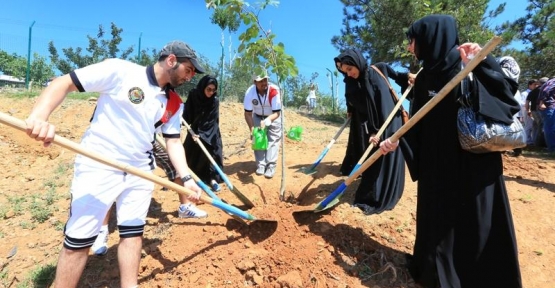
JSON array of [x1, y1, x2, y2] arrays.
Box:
[[128, 87, 145, 104], [252, 99, 259, 106]]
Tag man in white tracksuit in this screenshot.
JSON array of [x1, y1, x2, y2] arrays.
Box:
[[243, 73, 282, 178]]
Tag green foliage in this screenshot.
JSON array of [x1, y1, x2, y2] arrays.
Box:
[[128, 47, 160, 66], [7, 195, 26, 216], [497, 0, 555, 81], [48, 22, 134, 74], [219, 60, 256, 102], [332, 0, 554, 85], [0, 268, 8, 287], [0, 89, 99, 100], [0, 50, 26, 79], [211, 7, 241, 32], [29, 197, 52, 224], [30, 53, 55, 87], [333, 0, 505, 70], [206, 0, 298, 87], [0, 205, 7, 219], [0, 90, 39, 99], [16, 263, 56, 288]]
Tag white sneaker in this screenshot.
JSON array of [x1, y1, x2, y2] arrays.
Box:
[[255, 165, 266, 175], [91, 226, 109, 256], [264, 165, 276, 178], [178, 204, 208, 218]]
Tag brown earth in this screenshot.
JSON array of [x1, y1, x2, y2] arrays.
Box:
[[0, 96, 554, 288]]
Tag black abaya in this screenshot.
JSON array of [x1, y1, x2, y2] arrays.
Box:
[[404, 15, 522, 288], [183, 75, 224, 184], [335, 51, 408, 215]]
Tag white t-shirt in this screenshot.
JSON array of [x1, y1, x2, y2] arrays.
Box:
[[243, 83, 282, 116], [514, 90, 525, 118], [71, 58, 182, 171], [308, 90, 316, 100]]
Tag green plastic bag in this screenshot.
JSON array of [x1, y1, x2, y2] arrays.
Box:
[[287, 126, 303, 141], [252, 127, 268, 150]]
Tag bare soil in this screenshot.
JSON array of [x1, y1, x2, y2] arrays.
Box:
[[0, 96, 554, 288]]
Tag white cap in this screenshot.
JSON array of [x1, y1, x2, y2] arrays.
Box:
[[252, 73, 269, 82]]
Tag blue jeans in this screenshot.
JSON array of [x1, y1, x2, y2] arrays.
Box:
[[309, 98, 316, 109], [541, 108, 555, 152], [531, 111, 544, 146]]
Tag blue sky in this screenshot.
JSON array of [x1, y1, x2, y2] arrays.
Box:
[[1, 0, 528, 98]]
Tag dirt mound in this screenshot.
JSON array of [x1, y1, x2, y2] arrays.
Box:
[[0, 97, 553, 287]]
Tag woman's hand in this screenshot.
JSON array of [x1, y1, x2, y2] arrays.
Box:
[[379, 138, 399, 155], [408, 73, 416, 85], [369, 135, 380, 145], [458, 42, 483, 65]]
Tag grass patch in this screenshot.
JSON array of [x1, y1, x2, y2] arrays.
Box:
[[0, 205, 8, 219], [19, 221, 36, 230], [7, 195, 27, 216], [16, 263, 56, 288], [52, 220, 65, 231], [0, 267, 9, 287], [29, 200, 53, 224], [1, 89, 99, 101], [522, 148, 555, 160]]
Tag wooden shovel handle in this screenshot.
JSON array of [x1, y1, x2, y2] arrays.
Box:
[[0, 112, 214, 204]]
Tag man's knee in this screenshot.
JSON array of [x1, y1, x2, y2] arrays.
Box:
[[118, 224, 145, 238], [63, 234, 97, 250]]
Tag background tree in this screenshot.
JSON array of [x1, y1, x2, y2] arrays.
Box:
[[48, 22, 134, 74], [30, 53, 55, 87], [206, 0, 299, 200], [497, 0, 555, 81], [206, 0, 298, 92], [211, 6, 241, 99], [0, 51, 26, 79], [332, 0, 507, 71]]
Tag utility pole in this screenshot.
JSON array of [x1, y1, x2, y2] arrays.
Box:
[[326, 68, 335, 113], [25, 20, 36, 90], [334, 70, 339, 113], [137, 32, 143, 63]]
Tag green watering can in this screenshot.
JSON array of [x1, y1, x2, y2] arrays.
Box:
[[287, 126, 303, 141]]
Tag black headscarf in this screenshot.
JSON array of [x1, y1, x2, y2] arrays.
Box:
[[334, 49, 380, 132], [406, 15, 461, 74], [190, 75, 218, 108], [406, 14, 518, 123], [183, 75, 221, 145], [183, 75, 224, 184]]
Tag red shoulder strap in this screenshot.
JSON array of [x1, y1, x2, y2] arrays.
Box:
[[158, 90, 183, 126], [268, 86, 278, 105]]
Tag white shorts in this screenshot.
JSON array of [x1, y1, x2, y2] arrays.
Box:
[[63, 163, 154, 249]]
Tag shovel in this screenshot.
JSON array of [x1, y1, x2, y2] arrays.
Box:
[[181, 118, 255, 208], [0, 113, 273, 223], [313, 36, 502, 212], [155, 134, 247, 225], [297, 117, 351, 175]]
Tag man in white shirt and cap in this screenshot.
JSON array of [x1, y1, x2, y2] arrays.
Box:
[[243, 72, 283, 178]]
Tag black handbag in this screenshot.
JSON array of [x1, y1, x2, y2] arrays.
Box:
[[457, 72, 526, 153]]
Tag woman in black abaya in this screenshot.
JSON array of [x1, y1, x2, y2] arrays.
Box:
[[334, 50, 408, 215], [183, 75, 224, 191], [381, 15, 522, 288], [339, 62, 412, 176]]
